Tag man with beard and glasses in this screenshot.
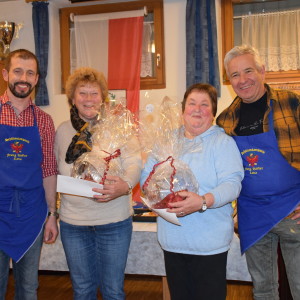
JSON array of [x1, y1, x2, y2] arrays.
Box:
[[0, 49, 58, 300]]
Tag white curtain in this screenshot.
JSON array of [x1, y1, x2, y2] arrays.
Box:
[[70, 10, 153, 77], [242, 10, 300, 71], [140, 22, 154, 77]]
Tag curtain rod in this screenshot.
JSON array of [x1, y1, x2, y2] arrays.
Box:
[[234, 8, 300, 19], [70, 6, 148, 22]]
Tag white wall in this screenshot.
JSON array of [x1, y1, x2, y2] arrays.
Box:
[[0, 0, 235, 128]]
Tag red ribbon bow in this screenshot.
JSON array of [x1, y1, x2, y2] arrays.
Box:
[[100, 149, 121, 184]]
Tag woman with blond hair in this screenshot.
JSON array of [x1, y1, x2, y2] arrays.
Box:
[[55, 67, 141, 300]]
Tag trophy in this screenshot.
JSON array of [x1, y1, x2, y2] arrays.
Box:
[[0, 21, 22, 60]]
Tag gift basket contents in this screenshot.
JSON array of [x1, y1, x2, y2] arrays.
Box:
[[132, 202, 158, 222], [71, 103, 139, 185], [140, 97, 202, 221], [142, 156, 199, 209]]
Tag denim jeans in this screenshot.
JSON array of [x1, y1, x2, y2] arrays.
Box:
[[0, 230, 44, 300], [60, 217, 132, 300], [245, 218, 300, 300]]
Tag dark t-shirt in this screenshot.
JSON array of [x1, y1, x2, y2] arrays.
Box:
[[235, 93, 268, 136]]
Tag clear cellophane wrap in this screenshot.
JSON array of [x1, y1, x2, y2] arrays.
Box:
[[71, 104, 138, 184], [140, 97, 201, 209]]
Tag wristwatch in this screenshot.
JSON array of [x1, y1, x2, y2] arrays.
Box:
[[48, 211, 59, 219], [199, 195, 207, 213], [125, 181, 133, 195]]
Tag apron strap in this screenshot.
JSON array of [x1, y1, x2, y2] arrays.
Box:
[[31, 106, 38, 126], [268, 100, 274, 131]]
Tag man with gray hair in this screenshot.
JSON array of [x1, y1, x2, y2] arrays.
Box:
[[217, 45, 300, 300]]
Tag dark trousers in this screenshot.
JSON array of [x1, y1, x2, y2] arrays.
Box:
[[163, 250, 228, 300]]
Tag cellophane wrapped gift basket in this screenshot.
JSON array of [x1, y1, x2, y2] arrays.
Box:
[[71, 103, 139, 185], [140, 97, 202, 210]]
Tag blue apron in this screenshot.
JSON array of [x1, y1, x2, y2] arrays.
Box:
[[0, 105, 47, 262], [233, 104, 300, 254]]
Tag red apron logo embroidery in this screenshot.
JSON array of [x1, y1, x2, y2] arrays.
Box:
[[241, 148, 264, 175], [11, 141, 24, 154], [5, 137, 30, 161], [246, 153, 258, 167]]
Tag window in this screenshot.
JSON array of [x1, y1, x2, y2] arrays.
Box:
[[221, 0, 300, 84], [60, 0, 165, 92]]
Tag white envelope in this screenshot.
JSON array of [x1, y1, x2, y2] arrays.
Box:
[[57, 175, 103, 198], [141, 197, 181, 226]]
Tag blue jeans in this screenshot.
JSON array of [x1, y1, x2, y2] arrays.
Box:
[[245, 218, 300, 300], [60, 217, 132, 300], [0, 230, 44, 300]]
